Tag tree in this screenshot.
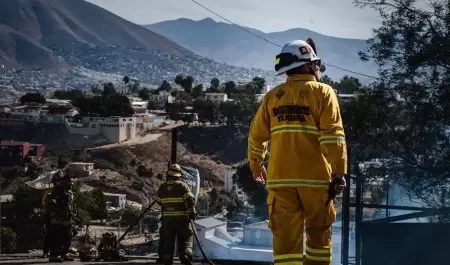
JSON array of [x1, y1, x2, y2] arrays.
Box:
[[89, 189, 108, 221], [158, 80, 172, 92], [320, 75, 335, 87], [349, 0, 450, 218], [174, 75, 194, 93], [53, 89, 84, 101], [233, 162, 268, 219], [91, 85, 102, 95], [219, 101, 241, 125], [209, 187, 219, 205], [129, 82, 140, 94], [0, 227, 17, 253], [193, 99, 219, 124], [121, 205, 141, 226], [138, 87, 151, 100], [252, 77, 266, 93], [335, 76, 363, 94], [209, 78, 220, 92], [123, 75, 130, 93], [191, 84, 204, 99], [223, 81, 237, 96], [19, 92, 46, 105], [102, 82, 117, 96], [174, 75, 184, 87]]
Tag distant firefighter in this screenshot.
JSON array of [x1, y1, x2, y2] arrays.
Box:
[[45, 170, 78, 262], [156, 164, 197, 265]]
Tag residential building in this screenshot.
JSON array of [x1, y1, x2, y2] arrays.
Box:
[[28, 144, 45, 161], [254, 94, 265, 102], [338, 93, 357, 103], [204, 93, 228, 104], [149, 91, 174, 109], [103, 192, 127, 209], [131, 101, 148, 114], [66, 116, 137, 143], [40, 106, 79, 123], [66, 115, 164, 143], [9, 104, 43, 122], [66, 162, 94, 178], [242, 221, 272, 247], [46, 99, 71, 107], [0, 105, 11, 114], [223, 168, 236, 193], [0, 141, 45, 166]]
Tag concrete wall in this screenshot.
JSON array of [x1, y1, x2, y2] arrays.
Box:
[[243, 227, 273, 247]]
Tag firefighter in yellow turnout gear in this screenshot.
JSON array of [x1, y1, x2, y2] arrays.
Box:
[[156, 164, 197, 265], [248, 39, 347, 265]]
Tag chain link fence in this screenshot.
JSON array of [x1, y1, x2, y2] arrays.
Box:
[[0, 179, 161, 257]]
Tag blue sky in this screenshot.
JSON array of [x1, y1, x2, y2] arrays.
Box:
[[86, 0, 429, 39]]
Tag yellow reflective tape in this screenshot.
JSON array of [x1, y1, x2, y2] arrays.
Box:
[[305, 246, 332, 262], [274, 253, 303, 264], [248, 145, 264, 155], [271, 125, 319, 136], [163, 211, 189, 216], [319, 136, 346, 144], [183, 192, 194, 200], [160, 198, 184, 203], [275, 58, 280, 65], [306, 246, 332, 254], [267, 179, 329, 189], [275, 253, 303, 259], [305, 254, 331, 262]]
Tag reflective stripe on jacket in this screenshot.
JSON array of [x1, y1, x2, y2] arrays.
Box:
[[42, 188, 53, 207], [248, 74, 347, 189], [156, 177, 195, 217]]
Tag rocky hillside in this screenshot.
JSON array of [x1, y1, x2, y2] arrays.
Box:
[[0, 125, 249, 204], [0, 0, 271, 84]]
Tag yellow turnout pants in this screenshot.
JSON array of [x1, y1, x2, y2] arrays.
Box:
[[267, 187, 336, 265]]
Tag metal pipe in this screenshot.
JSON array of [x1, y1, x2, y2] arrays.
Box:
[[171, 128, 177, 164], [341, 148, 351, 265], [354, 165, 363, 265]]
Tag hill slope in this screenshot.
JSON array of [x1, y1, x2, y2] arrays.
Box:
[[146, 18, 377, 82], [0, 0, 189, 69], [0, 0, 270, 83]]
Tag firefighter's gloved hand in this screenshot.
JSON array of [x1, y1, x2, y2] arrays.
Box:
[[252, 165, 267, 184], [332, 174, 347, 194]]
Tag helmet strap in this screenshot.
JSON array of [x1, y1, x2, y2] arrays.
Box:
[[308, 62, 320, 81]]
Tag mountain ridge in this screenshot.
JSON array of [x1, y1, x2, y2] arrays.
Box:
[[145, 18, 377, 81], [0, 0, 271, 85]]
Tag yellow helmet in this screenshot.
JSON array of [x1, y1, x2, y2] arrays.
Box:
[[167, 164, 182, 177]]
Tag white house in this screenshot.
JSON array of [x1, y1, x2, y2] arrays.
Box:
[[66, 116, 137, 143], [149, 91, 174, 109], [66, 115, 163, 143], [41, 106, 79, 123], [131, 101, 148, 114], [103, 192, 127, 209], [9, 105, 43, 121], [204, 93, 228, 104]]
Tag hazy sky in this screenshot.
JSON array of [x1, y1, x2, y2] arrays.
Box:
[[86, 0, 387, 39]]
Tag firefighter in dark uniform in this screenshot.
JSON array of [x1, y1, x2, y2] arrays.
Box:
[[156, 164, 197, 265], [45, 170, 77, 262], [156, 217, 165, 264]]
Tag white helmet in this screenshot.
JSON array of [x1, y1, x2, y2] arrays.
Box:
[[275, 39, 321, 76]]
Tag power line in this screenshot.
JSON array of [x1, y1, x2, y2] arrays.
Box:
[[190, 0, 380, 80]]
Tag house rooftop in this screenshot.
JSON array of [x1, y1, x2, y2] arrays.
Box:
[[195, 217, 226, 228], [0, 141, 29, 146]]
